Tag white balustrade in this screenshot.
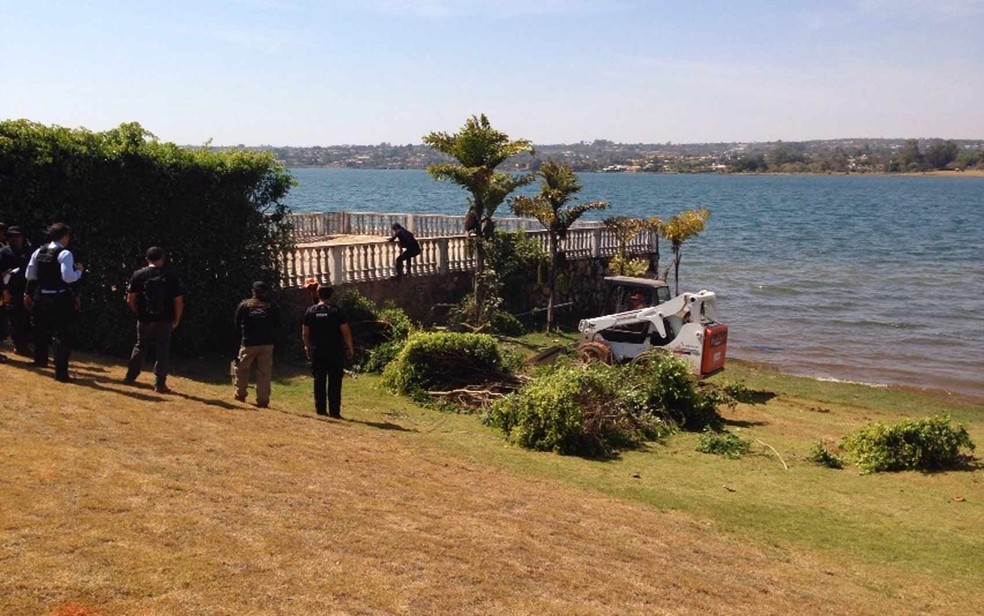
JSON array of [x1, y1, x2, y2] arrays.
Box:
[[282, 213, 651, 287]]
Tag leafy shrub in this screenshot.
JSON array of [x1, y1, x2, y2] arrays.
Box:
[[336, 290, 378, 325], [696, 429, 750, 459], [487, 310, 525, 336], [378, 306, 413, 340], [608, 254, 649, 277], [485, 230, 548, 312], [486, 361, 672, 457], [722, 380, 755, 404], [808, 440, 844, 469], [0, 120, 292, 356], [842, 414, 976, 473], [362, 339, 406, 374], [447, 278, 525, 336], [487, 354, 716, 457], [628, 354, 723, 431], [336, 291, 414, 372], [382, 332, 506, 396]]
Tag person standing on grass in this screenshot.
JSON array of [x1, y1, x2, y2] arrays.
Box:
[[124, 247, 184, 393], [0, 222, 7, 363], [1, 226, 35, 356], [302, 285, 354, 418], [24, 222, 84, 382], [234, 281, 278, 408], [387, 222, 420, 280]]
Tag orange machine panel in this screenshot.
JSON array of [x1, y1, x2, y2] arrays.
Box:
[[701, 323, 728, 375]]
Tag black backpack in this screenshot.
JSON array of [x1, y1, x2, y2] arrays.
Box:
[[143, 272, 170, 317]]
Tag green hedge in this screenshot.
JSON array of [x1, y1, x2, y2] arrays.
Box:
[[0, 120, 293, 356]]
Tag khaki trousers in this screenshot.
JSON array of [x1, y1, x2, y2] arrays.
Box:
[[235, 344, 274, 404]]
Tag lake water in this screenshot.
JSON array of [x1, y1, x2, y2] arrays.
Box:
[[286, 168, 984, 398]]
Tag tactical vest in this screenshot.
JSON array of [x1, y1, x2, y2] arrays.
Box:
[[36, 245, 68, 292]]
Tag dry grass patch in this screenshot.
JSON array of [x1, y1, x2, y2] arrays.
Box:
[[1, 354, 981, 614]]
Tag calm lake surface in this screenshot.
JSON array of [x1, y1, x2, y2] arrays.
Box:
[[286, 168, 984, 398]]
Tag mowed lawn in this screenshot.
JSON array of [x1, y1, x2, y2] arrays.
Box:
[[1, 352, 983, 615]]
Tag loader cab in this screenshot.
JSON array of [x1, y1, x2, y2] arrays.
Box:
[[596, 277, 674, 346], [603, 276, 672, 315]]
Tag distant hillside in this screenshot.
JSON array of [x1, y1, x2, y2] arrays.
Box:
[[208, 138, 984, 174]]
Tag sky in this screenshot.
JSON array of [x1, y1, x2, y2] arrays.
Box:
[[1, 0, 982, 146]]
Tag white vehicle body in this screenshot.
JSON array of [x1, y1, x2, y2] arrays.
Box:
[[577, 277, 728, 375]]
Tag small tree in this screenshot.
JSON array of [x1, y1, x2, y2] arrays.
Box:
[[603, 216, 650, 276], [510, 161, 608, 331], [423, 115, 534, 320], [660, 208, 710, 295], [925, 139, 959, 170]]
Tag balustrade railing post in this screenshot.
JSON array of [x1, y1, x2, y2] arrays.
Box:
[[406, 214, 415, 234], [591, 228, 603, 258], [328, 246, 344, 285], [437, 238, 449, 275]]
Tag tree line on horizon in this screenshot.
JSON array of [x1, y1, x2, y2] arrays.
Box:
[[212, 137, 984, 174]]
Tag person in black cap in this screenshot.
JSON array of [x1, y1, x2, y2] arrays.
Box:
[[233, 281, 278, 407], [302, 284, 354, 417], [24, 222, 84, 382], [124, 246, 184, 393], [0, 226, 34, 355], [0, 223, 7, 363], [387, 222, 420, 280]]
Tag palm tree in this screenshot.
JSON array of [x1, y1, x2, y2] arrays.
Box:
[[511, 161, 608, 331], [660, 208, 710, 295], [424, 115, 535, 318]]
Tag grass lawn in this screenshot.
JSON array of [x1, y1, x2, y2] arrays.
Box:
[[1, 347, 982, 615]]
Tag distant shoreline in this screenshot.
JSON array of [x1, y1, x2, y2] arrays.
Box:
[[289, 165, 984, 178]]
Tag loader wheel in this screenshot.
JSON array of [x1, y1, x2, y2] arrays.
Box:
[[577, 341, 614, 364]]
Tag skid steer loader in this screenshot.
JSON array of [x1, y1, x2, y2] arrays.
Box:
[[577, 276, 728, 376]]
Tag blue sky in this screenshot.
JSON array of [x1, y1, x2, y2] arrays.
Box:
[[1, 0, 982, 145]]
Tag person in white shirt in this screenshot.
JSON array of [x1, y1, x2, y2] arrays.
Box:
[[24, 223, 84, 382]]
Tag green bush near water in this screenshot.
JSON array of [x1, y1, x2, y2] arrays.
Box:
[[486, 354, 721, 457], [843, 414, 975, 473]]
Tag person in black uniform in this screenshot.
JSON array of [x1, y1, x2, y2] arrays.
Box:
[[124, 247, 185, 393], [387, 222, 421, 280], [24, 223, 84, 382], [302, 285, 354, 417], [234, 281, 278, 407], [0, 223, 7, 363], [0, 226, 35, 355]]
